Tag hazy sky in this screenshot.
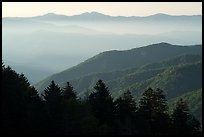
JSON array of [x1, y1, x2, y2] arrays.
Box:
[[2, 2, 202, 17]]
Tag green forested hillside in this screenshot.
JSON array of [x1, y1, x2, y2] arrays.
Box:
[[118, 60, 202, 98], [56, 54, 201, 99], [168, 89, 202, 122], [34, 43, 202, 93], [67, 55, 202, 121], [43, 55, 202, 122], [34, 43, 202, 121]]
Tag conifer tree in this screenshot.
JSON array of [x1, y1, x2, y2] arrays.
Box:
[[61, 82, 78, 134], [114, 90, 138, 134], [42, 80, 64, 134], [2, 65, 44, 135], [171, 98, 201, 135], [62, 82, 77, 100], [88, 80, 115, 126], [42, 80, 63, 117], [138, 88, 170, 134], [115, 90, 137, 120]]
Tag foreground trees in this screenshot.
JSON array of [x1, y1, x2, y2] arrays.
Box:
[[2, 65, 45, 135], [42, 80, 64, 134], [88, 80, 115, 125], [1, 64, 201, 135], [114, 90, 138, 134], [171, 98, 201, 135], [88, 80, 116, 134], [137, 88, 170, 134]]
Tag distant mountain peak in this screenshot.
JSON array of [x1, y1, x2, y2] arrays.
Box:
[[154, 13, 171, 16], [148, 42, 174, 47], [155, 42, 172, 45], [77, 11, 109, 17], [39, 13, 69, 18], [43, 13, 59, 16], [147, 13, 172, 17], [34, 12, 68, 19], [82, 11, 100, 14]]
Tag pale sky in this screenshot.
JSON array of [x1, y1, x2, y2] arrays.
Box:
[[2, 2, 202, 17]]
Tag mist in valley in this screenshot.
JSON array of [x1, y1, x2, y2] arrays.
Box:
[[2, 12, 202, 83]]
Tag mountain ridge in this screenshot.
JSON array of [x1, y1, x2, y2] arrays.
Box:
[[3, 12, 202, 20], [34, 43, 202, 93]]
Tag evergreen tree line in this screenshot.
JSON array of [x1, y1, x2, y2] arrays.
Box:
[[1, 64, 202, 135]]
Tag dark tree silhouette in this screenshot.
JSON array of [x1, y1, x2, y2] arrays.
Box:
[[42, 80, 64, 135], [1, 63, 202, 135], [138, 88, 170, 135], [88, 80, 116, 133], [114, 90, 138, 134], [115, 90, 137, 117], [1, 65, 44, 135], [171, 98, 201, 135], [61, 81, 79, 134], [62, 82, 77, 100]]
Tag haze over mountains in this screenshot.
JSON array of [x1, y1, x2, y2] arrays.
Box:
[[2, 12, 202, 83], [35, 42, 202, 94], [34, 42, 202, 121]]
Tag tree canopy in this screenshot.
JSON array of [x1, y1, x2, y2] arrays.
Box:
[[1, 64, 201, 135]]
